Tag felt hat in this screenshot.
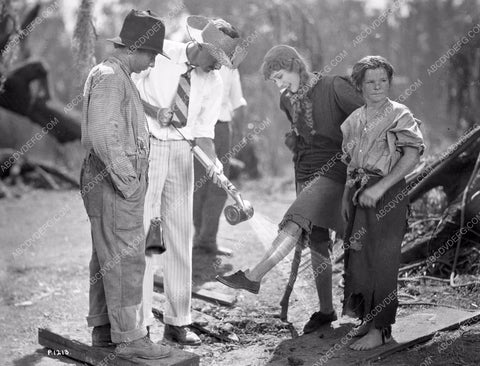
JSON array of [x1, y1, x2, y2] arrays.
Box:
[[186, 15, 247, 69], [108, 9, 169, 59]]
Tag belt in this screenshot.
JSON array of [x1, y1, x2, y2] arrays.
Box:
[[346, 168, 381, 205]]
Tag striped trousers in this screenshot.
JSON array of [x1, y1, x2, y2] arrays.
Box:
[[142, 139, 193, 327]]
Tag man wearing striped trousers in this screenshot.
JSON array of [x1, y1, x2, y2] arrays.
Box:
[[133, 17, 246, 345]]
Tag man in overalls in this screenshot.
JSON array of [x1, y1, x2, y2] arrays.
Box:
[[80, 10, 171, 359]]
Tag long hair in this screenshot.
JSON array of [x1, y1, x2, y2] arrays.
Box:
[[261, 45, 310, 86]]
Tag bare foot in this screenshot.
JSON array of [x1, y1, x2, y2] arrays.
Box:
[[349, 328, 392, 350], [351, 321, 371, 338]]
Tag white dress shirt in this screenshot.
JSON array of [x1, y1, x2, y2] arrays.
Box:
[[218, 68, 247, 122], [133, 40, 223, 140]]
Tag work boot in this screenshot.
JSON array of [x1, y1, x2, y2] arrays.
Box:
[[303, 310, 337, 334], [216, 270, 260, 294], [92, 324, 113, 347], [164, 324, 201, 346], [115, 335, 171, 359]]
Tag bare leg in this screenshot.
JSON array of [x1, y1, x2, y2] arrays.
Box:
[[311, 249, 334, 314], [246, 221, 302, 282]]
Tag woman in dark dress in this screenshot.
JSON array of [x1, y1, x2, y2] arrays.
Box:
[[341, 56, 425, 350], [217, 45, 363, 333]]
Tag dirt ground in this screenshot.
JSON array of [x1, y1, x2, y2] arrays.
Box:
[[1, 178, 480, 366]]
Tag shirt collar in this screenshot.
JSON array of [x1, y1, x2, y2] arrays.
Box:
[[109, 53, 132, 75]]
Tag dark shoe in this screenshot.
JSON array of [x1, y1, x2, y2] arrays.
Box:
[[303, 310, 337, 334], [194, 245, 233, 257], [216, 270, 260, 294], [164, 324, 201, 346], [92, 324, 113, 347], [115, 335, 171, 359]]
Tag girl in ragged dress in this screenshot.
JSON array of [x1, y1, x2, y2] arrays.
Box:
[[341, 56, 425, 350]]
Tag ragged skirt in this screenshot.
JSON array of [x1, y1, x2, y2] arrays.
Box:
[[342, 176, 408, 328], [279, 175, 345, 250]]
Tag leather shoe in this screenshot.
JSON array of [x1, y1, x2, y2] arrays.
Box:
[[216, 270, 260, 294], [164, 324, 201, 346], [92, 324, 113, 347], [303, 310, 337, 334], [115, 335, 171, 359]]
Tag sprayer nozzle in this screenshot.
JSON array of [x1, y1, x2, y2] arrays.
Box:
[[224, 200, 254, 225]]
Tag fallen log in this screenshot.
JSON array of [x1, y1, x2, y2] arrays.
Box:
[[407, 126, 480, 203], [1, 62, 82, 143], [0, 3, 82, 143], [1, 148, 79, 189]]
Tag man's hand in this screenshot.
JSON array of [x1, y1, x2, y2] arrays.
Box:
[[141, 99, 173, 126], [195, 137, 223, 187], [156, 108, 173, 126]]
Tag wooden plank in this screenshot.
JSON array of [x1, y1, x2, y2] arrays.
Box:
[[38, 328, 199, 366], [364, 309, 480, 363], [154, 275, 236, 307], [267, 308, 480, 366]]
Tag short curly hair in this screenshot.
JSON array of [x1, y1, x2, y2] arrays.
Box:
[[351, 55, 394, 91], [261, 45, 310, 85]]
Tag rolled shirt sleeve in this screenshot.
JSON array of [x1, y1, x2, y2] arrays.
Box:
[[390, 111, 425, 156]]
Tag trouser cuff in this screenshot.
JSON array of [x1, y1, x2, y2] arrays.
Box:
[[164, 314, 192, 327], [86, 313, 110, 327], [111, 327, 147, 344]]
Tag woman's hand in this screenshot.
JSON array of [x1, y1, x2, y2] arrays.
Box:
[[358, 184, 385, 208], [284, 131, 297, 153]]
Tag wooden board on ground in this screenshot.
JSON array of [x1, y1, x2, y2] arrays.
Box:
[[38, 328, 199, 366], [365, 308, 480, 363], [154, 274, 236, 307], [267, 308, 480, 365]]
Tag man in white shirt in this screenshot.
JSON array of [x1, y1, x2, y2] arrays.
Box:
[[193, 67, 246, 255], [133, 16, 246, 346]]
